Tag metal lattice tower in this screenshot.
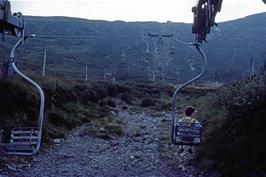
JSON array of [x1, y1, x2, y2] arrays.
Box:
[[148, 32, 173, 84]]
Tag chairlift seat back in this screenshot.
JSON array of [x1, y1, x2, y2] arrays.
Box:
[[174, 122, 202, 146], [10, 127, 38, 143]]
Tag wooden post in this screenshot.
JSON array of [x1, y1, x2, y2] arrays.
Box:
[[85, 64, 88, 82], [42, 49, 46, 77]]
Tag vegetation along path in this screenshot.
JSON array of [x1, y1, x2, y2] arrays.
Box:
[[9, 111, 206, 177]]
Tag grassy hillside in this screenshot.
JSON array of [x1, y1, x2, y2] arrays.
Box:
[[0, 13, 265, 83], [1, 72, 265, 176]]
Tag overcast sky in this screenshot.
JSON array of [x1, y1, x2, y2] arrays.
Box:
[[10, 0, 266, 23]]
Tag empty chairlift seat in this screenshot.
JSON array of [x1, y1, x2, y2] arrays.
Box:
[[0, 1, 44, 156], [1, 127, 39, 154], [0, 37, 45, 155]]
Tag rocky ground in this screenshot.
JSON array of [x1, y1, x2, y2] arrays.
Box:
[[1, 111, 208, 177]]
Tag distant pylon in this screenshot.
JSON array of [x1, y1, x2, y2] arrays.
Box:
[[148, 32, 172, 83]]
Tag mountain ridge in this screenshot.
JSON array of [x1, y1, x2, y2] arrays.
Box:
[[24, 12, 266, 24], [0, 12, 265, 83]]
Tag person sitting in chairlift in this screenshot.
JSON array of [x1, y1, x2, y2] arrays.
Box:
[[178, 106, 201, 154]]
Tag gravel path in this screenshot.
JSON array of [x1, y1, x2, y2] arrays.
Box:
[[7, 111, 202, 177]]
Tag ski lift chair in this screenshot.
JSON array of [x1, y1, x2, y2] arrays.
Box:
[[0, 1, 45, 155], [0, 37, 45, 155], [170, 0, 211, 145], [170, 44, 207, 146]]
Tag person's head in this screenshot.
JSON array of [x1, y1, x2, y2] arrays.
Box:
[[185, 106, 196, 117]]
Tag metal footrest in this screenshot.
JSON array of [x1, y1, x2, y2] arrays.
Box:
[[1, 142, 35, 151], [174, 137, 201, 146]]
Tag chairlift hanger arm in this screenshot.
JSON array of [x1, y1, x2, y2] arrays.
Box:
[[171, 44, 207, 144], [3, 38, 45, 155]]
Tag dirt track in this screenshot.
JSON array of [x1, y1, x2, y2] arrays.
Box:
[[6, 111, 203, 177]]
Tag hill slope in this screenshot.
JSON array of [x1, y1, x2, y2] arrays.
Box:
[[0, 13, 265, 83]]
